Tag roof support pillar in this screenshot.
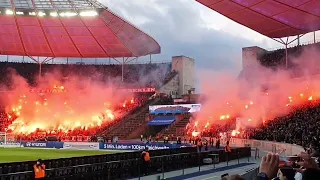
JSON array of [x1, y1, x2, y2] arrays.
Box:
[[39, 60, 42, 80], [26, 56, 55, 81], [285, 44, 288, 68], [271, 33, 307, 69], [122, 57, 124, 82], [314, 31, 316, 44]]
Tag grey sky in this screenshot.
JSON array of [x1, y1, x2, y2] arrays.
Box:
[[101, 0, 319, 74]]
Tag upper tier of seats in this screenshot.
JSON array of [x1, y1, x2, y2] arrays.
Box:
[[258, 42, 320, 68], [0, 62, 172, 88]]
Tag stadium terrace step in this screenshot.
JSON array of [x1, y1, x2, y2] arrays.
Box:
[[98, 98, 158, 137], [103, 98, 162, 139], [158, 115, 191, 137]]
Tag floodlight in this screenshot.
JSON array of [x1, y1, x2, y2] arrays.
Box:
[[5, 9, 14, 15], [79, 11, 98, 17], [38, 12, 46, 16], [60, 12, 77, 17], [50, 12, 58, 17]]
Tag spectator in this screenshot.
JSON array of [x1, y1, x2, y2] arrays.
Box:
[[221, 173, 229, 180], [256, 153, 279, 180], [141, 148, 151, 175], [277, 168, 296, 180], [33, 159, 46, 180], [250, 104, 320, 152], [227, 175, 245, 180]]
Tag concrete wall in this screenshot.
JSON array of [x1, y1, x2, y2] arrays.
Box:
[[242, 46, 267, 70], [219, 138, 304, 156], [159, 73, 179, 98], [172, 56, 195, 97]]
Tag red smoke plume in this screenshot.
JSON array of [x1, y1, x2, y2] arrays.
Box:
[[1, 70, 133, 135], [193, 46, 320, 134]]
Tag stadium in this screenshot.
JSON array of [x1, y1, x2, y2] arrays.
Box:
[[0, 0, 319, 180]]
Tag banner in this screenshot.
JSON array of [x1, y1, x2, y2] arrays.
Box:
[[30, 88, 66, 94], [63, 142, 99, 150], [21, 141, 64, 148], [119, 88, 156, 93], [99, 142, 191, 150], [149, 104, 201, 114]]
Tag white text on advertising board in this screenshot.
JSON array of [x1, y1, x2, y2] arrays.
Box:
[[26, 142, 46, 147]]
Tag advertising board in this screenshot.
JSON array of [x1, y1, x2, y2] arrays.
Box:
[[99, 142, 191, 150], [149, 104, 201, 114], [21, 141, 64, 148], [63, 142, 99, 150], [0, 142, 21, 148]]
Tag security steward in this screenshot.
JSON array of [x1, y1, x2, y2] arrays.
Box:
[[141, 148, 151, 175], [197, 139, 203, 152], [225, 141, 232, 161], [34, 159, 46, 180]]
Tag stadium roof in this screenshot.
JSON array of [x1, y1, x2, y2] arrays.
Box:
[[0, 0, 161, 58], [196, 0, 320, 38]]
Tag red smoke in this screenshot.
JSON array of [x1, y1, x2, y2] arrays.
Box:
[[1, 70, 133, 135], [193, 46, 320, 133]]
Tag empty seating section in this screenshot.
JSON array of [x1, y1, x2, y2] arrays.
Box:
[[105, 98, 161, 139], [158, 114, 191, 137]]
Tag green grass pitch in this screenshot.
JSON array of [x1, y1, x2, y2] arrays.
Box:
[[0, 148, 119, 163]]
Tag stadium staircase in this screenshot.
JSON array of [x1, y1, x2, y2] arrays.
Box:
[[103, 98, 161, 139], [158, 113, 191, 137]]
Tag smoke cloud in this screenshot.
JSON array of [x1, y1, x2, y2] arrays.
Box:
[[0, 64, 168, 135], [194, 45, 320, 132]]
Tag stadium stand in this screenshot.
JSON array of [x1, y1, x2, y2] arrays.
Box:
[[0, 62, 172, 87], [98, 97, 157, 139], [250, 103, 320, 151], [258, 42, 320, 68], [103, 96, 175, 139], [157, 113, 191, 137], [0, 108, 8, 129], [239, 42, 320, 81], [0, 60, 179, 142]]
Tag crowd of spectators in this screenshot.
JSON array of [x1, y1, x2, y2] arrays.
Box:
[[224, 153, 320, 180], [0, 94, 151, 142], [0, 60, 180, 141], [249, 103, 320, 151], [258, 42, 320, 68]]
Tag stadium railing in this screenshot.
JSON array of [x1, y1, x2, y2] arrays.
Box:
[[0, 147, 251, 180], [218, 138, 304, 156]]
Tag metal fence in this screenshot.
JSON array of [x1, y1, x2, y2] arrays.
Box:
[[0, 147, 251, 180]]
